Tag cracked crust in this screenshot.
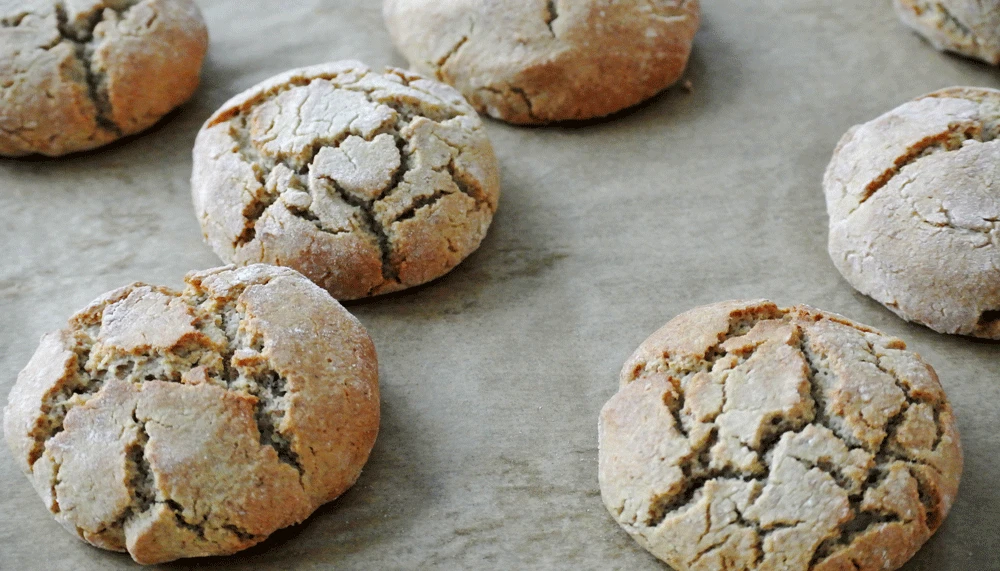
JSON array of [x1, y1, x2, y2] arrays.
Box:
[[2, 264, 380, 564], [894, 0, 1000, 65], [191, 61, 501, 300], [0, 0, 208, 157], [382, 0, 700, 124], [824, 87, 1000, 338], [599, 300, 962, 571]]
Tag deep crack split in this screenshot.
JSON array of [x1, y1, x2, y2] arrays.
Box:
[[545, 0, 558, 35], [53, 1, 128, 135], [328, 180, 399, 284], [852, 123, 994, 215], [435, 35, 468, 80]]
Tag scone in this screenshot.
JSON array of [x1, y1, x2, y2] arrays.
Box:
[[894, 0, 1000, 65], [0, 0, 208, 157], [599, 300, 962, 571], [3, 264, 380, 565], [191, 61, 501, 301], [383, 0, 700, 124], [825, 87, 1000, 339]]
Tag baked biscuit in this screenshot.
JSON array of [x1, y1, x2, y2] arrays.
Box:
[[825, 87, 1000, 338], [599, 300, 962, 571], [3, 264, 380, 564], [895, 0, 1000, 65], [0, 0, 208, 157], [383, 0, 700, 124], [191, 61, 500, 300]]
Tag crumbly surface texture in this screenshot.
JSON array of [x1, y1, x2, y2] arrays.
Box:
[[599, 300, 962, 571], [894, 0, 1000, 65], [0, 0, 208, 157], [824, 87, 1000, 339], [383, 0, 700, 124], [2, 264, 380, 565], [191, 61, 501, 301]]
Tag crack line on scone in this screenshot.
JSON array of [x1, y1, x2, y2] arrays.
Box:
[[251, 370, 304, 476], [798, 332, 855, 444], [227, 108, 419, 280], [636, 307, 787, 382], [427, 133, 494, 210], [808, 510, 905, 567], [907, 464, 944, 530], [902, 196, 1000, 239], [544, 0, 558, 36], [52, 1, 133, 135], [190, 280, 307, 479], [222, 523, 259, 541], [128, 411, 156, 513], [165, 500, 208, 539], [930, 1, 976, 39], [435, 36, 469, 81], [101, 411, 156, 538], [392, 190, 453, 224], [688, 536, 732, 567], [861, 338, 948, 464], [510, 86, 540, 122], [28, 331, 102, 469], [852, 124, 989, 215], [212, 69, 464, 131], [328, 179, 399, 284], [797, 326, 939, 568], [1, 10, 30, 27], [646, 474, 757, 528]]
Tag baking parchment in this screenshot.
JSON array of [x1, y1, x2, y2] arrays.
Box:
[[1, 1, 997, 569]]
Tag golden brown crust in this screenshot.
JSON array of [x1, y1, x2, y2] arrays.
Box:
[[0, 0, 208, 157], [3, 264, 380, 564], [383, 0, 700, 124], [824, 87, 1000, 339], [599, 300, 962, 571], [191, 61, 501, 300]]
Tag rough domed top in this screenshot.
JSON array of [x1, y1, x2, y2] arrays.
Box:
[[192, 61, 500, 300], [4, 264, 380, 564], [600, 300, 962, 571], [825, 87, 1000, 338]]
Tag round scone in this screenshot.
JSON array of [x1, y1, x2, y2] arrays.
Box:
[[0, 0, 208, 157], [825, 87, 1000, 339], [3, 264, 380, 565], [599, 300, 962, 571], [191, 61, 500, 301], [383, 0, 700, 124], [894, 0, 1000, 65]]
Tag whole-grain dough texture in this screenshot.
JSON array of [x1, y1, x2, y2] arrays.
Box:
[[599, 300, 962, 571], [894, 0, 1000, 65], [824, 87, 1000, 339], [0, 0, 208, 157], [2, 264, 380, 565], [191, 61, 501, 301], [382, 0, 700, 124]]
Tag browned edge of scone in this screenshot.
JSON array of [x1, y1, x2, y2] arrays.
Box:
[[382, 0, 701, 125]]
